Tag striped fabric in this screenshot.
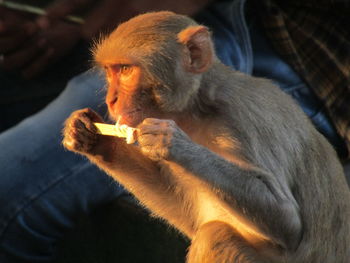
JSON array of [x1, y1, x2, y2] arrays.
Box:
[[255, 0, 350, 158]]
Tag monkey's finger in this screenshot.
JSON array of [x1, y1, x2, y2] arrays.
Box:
[[139, 119, 178, 135], [138, 133, 157, 145], [82, 108, 104, 123], [139, 145, 169, 162], [138, 124, 171, 136], [77, 110, 103, 133], [63, 123, 96, 153], [69, 108, 104, 133], [140, 118, 168, 128], [68, 118, 87, 133], [138, 133, 171, 148], [142, 118, 164, 124]]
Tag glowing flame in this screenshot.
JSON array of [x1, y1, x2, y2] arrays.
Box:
[[114, 119, 137, 144]]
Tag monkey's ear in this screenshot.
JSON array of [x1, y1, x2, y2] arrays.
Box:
[[177, 26, 213, 73]]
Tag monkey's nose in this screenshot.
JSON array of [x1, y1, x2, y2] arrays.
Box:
[[107, 97, 118, 110]]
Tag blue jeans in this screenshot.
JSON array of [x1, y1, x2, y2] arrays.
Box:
[[196, 0, 347, 157], [0, 70, 129, 262], [0, 0, 346, 262]]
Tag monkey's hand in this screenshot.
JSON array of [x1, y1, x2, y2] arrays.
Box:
[[137, 118, 191, 161], [62, 108, 105, 155]]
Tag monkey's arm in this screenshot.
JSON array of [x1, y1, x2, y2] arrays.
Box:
[[137, 118, 302, 250], [62, 108, 201, 234], [175, 142, 301, 249], [63, 108, 171, 197]]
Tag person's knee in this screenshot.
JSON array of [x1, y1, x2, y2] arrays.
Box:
[[60, 70, 106, 115], [0, 208, 59, 262], [66, 69, 104, 96]]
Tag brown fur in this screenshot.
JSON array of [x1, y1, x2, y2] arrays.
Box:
[[63, 12, 350, 262]]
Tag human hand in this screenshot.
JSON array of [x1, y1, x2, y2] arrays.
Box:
[[35, 0, 93, 30], [0, 6, 82, 78], [0, 0, 213, 78], [0, 7, 37, 53], [36, 0, 214, 40], [36, 0, 139, 40], [23, 20, 81, 78], [0, 7, 39, 75]]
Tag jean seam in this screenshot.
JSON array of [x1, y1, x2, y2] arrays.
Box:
[[0, 161, 90, 242], [282, 82, 309, 93], [309, 106, 334, 122], [229, 0, 253, 74]]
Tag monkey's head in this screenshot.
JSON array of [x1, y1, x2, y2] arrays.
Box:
[[94, 11, 216, 126]]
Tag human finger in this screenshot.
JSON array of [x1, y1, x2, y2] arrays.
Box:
[[36, 0, 93, 29], [81, 0, 137, 39], [0, 23, 36, 53], [21, 47, 55, 78], [1, 38, 47, 70]]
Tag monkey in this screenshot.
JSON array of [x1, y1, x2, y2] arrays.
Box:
[[62, 11, 350, 262]]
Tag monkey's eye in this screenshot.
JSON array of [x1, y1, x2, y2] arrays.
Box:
[[140, 89, 148, 97], [120, 65, 132, 75]]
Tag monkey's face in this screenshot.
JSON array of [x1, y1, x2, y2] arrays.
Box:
[[96, 37, 190, 128], [103, 62, 163, 127], [94, 11, 214, 127]]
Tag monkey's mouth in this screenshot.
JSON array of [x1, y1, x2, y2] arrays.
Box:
[[110, 109, 143, 127]]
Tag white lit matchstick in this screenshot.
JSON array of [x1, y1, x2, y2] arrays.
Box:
[[93, 120, 137, 144]]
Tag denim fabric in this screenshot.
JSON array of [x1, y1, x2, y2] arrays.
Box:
[[0, 0, 346, 262], [0, 70, 128, 262], [249, 19, 347, 157], [197, 0, 347, 157], [0, 41, 91, 132]]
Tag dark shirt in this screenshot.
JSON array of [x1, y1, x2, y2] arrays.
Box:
[[257, 0, 350, 159]]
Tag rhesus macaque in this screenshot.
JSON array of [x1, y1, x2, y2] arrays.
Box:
[[63, 11, 350, 262]]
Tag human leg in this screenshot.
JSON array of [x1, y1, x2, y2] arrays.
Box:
[[0, 41, 90, 132], [0, 70, 128, 262]]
